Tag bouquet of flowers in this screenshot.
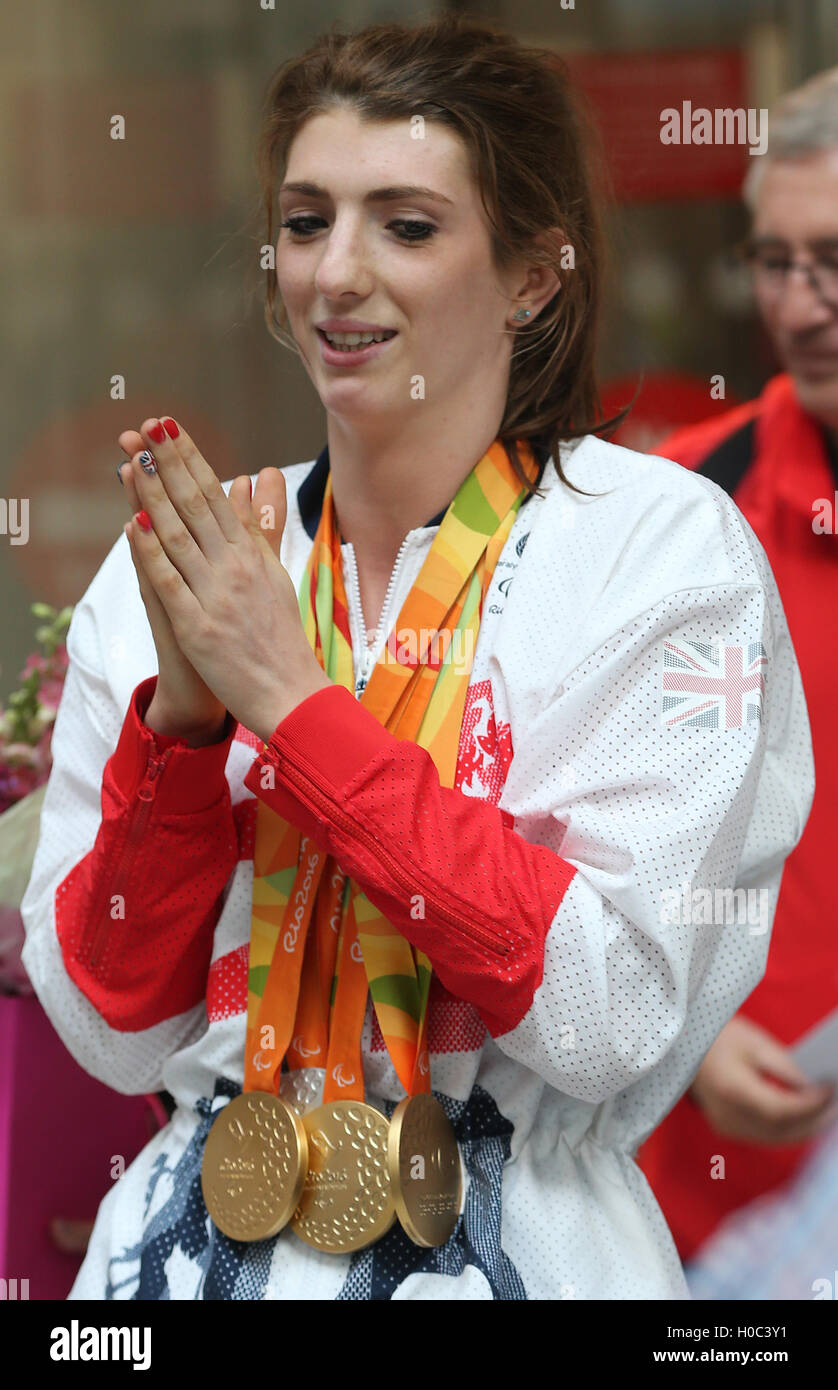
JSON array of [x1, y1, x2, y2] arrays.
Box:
[[0, 602, 73, 992]]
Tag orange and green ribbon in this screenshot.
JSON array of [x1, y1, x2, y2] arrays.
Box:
[[243, 438, 539, 1102]]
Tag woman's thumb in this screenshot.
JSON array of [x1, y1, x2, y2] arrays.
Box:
[[250, 467, 288, 560]]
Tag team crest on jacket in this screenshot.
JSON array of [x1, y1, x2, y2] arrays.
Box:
[[455, 679, 513, 803], [661, 638, 768, 729]]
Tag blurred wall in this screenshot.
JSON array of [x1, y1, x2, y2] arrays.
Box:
[[0, 0, 439, 701], [1, 0, 835, 699], [490, 0, 836, 440]]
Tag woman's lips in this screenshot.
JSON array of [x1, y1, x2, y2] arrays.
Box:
[[315, 328, 398, 366]]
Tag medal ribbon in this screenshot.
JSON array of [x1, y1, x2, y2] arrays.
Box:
[[244, 439, 539, 1102]]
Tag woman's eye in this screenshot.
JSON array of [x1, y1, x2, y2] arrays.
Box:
[[279, 216, 436, 243], [280, 216, 326, 236], [387, 219, 437, 242]]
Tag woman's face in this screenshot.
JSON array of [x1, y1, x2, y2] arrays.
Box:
[[276, 107, 521, 428]]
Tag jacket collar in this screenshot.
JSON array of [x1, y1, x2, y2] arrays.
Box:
[[297, 440, 550, 541]]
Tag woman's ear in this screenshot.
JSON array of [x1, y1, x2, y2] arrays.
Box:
[[507, 228, 566, 324]]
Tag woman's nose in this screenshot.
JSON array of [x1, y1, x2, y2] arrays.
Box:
[[313, 222, 375, 301]]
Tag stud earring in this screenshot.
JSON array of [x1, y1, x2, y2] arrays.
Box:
[[512, 306, 531, 322]]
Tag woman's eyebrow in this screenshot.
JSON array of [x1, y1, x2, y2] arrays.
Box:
[[279, 180, 454, 206]]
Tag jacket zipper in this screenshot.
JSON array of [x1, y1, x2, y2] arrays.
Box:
[[344, 536, 411, 688], [84, 745, 175, 969], [336, 532, 508, 955], [274, 752, 512, 959]]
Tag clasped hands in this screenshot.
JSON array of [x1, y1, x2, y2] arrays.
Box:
[[118, 416, 332, 747]]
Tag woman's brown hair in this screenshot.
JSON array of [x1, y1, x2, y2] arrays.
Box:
[[255, 13, 619, 496]]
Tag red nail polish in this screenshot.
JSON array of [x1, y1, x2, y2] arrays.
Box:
[[136, 510, 152, 532], [148, 421, 166, 444], [162, 417, 180, 439]]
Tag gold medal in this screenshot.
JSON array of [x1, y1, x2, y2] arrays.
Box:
[[201, 1091, 308, 1241], [290, 1100, 396, 1253], [387, 1094, 462, 1247]]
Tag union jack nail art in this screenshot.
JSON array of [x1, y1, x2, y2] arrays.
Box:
[[138, 450, 157, 476]]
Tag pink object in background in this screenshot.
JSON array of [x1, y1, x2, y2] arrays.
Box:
[[0, 994, 162, 1299], [0, 908, 33, 996]]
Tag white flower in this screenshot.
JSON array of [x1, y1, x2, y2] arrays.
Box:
[[2, 742, 40, 769]]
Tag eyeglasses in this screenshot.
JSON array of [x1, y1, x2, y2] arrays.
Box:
[[739, 239, 838, 305]]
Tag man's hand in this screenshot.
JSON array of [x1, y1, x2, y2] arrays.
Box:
[[690, 1014, 837, 1145]]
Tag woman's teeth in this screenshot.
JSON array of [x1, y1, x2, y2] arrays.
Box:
[[322, 330, 395, 350]]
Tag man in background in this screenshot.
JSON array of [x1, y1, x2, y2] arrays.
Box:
[[639, 67, 838, 1265]]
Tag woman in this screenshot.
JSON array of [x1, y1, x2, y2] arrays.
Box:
[[21, 16, 812, 1300]]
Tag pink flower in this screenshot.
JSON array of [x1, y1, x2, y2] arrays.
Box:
[[0, 636, 70, 812], [37, 678, 66, 713], [20, 645, 68, 714], [20, 653, 48, 680]]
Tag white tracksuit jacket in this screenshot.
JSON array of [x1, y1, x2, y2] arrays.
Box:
[[20, 433, 814, 1300]]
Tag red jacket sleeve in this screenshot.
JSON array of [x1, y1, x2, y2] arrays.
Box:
[[651, 398, 761, 469], [55, 676, 240, 1031], [242, 682, 576, 1036]]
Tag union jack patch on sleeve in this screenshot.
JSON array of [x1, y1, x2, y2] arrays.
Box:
[[660, 638, 767, 729]]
